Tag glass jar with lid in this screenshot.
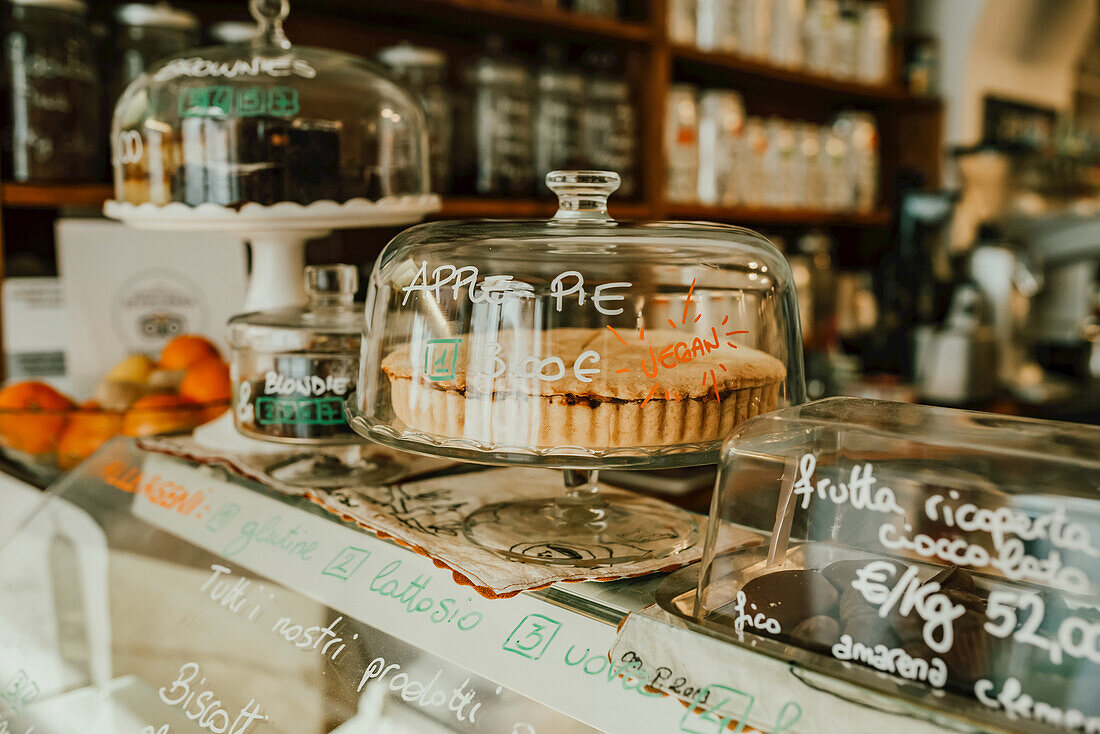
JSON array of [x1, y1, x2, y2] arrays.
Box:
[[460, 36, 534, 196], [109, 0, 431, 207], [665, 84, 699, 203], [2, 0, 100, 181], [378, 42, 452, 194], [111, 3, 200, 102], [228, 263, 361, 444], [697, 89, 743, 206], [581, 52, 636, 198], [349, 170, 805, 564], [533, 44, 584, 183]]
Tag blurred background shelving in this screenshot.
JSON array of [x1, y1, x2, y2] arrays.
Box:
[[0, 0, 944, 386], [0, 0, 941, 232]]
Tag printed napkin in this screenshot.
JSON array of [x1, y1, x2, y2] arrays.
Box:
[[139, 436, 732, 598], [138, 434, 455, 496]]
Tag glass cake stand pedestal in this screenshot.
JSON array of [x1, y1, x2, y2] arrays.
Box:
[[347, 407, 705, 567], [104, 197, 439, 311]]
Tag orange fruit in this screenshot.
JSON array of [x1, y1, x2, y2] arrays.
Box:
[[199, 402, 229, 424], [0, 381, 75, 454], [178, 356, 231, 404], [159, 335, 220, 371], [57, 403, 123, 469], [122, 394, 204, 438]]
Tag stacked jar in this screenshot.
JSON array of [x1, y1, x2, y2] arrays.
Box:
[[666, 86, 879, 213], [379, 43, 453, 194], [457, 38, 638, 198], [1, 0, 100, 181], [669, 0, 892, 85]]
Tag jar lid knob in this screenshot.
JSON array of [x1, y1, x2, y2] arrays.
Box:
[[547, 170, 620, 222], [250, 0, 291, 50], [306, 264, 358, 306]]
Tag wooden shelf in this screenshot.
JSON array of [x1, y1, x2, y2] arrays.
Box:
[[666, 203, 892, 226], [0, 186, 653, 220], [439, 197, 651, 219], [439, 0, 651, 41], [672, 44, 940, 108], [321, 0, 653, 42], [1, 182, 112, 208]]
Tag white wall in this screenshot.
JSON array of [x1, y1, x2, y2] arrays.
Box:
[[910, 0, 1097, 146]]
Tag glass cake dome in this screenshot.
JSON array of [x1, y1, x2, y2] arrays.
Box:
[[348, 170, 806, 565], [108, 0, 430, 208], [352, 170, 805, 467]]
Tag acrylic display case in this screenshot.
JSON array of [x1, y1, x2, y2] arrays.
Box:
[[662, 397, 1100, 733], [0, 431, 1083, 734]]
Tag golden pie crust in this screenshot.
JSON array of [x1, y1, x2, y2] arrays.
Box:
[[381, 327, 786, 449]]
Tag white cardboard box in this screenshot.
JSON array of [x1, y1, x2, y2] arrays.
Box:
[[56, 219, 247, 396], [1, 277, 68, 390]]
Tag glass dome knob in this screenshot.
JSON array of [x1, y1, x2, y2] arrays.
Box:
[[306, 264, 358, 307], [250, 0, 291, 49], [548, 170, 620, 222]]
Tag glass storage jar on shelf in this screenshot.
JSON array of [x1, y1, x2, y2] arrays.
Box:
[[662, 397, 1100, 734], [667, 0, 697, 46], [111, 3, 200, 103], [857, 1, 891, 85], [349, 170, 805, 565], [665, 84, 699, 203], [697, 89, 743, 206], [378, 42, 452, 194], [696, 0, 737, 53], [533, 45, 584, 183], [460, 36, 534, 196], [109, 0, 431, 208], [581, 52, 636, 198], [2, 0, 100, 181]]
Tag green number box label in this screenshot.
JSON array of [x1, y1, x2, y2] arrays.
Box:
[[179, 85, 300, 118], [255, 396, 345, 426]]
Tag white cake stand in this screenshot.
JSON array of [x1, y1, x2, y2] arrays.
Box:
[[105, 194, 440, 454], [104, 195, 440, 311]]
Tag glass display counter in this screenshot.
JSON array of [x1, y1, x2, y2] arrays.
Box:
[[0, 438, 1072, 733]]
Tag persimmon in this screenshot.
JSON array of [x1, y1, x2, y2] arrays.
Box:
[[159, 334, 220, 371], [57, 403, 123, 469], [122, 394, 204, 438], [0, 381, 75, 454], [179, 356, 231, 404]]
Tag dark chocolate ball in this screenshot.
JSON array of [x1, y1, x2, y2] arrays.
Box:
[[791, 615, 841, 650], [843, 614, 900, 649], [740, 570, 839, 634]]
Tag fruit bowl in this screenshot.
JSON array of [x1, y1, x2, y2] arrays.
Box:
[[0, 335, 232, 479], [0, 388, 229, 478]]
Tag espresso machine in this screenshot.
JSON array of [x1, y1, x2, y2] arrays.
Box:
[[997, 212, 1100, 390], [909, 146, 1100, 418]]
